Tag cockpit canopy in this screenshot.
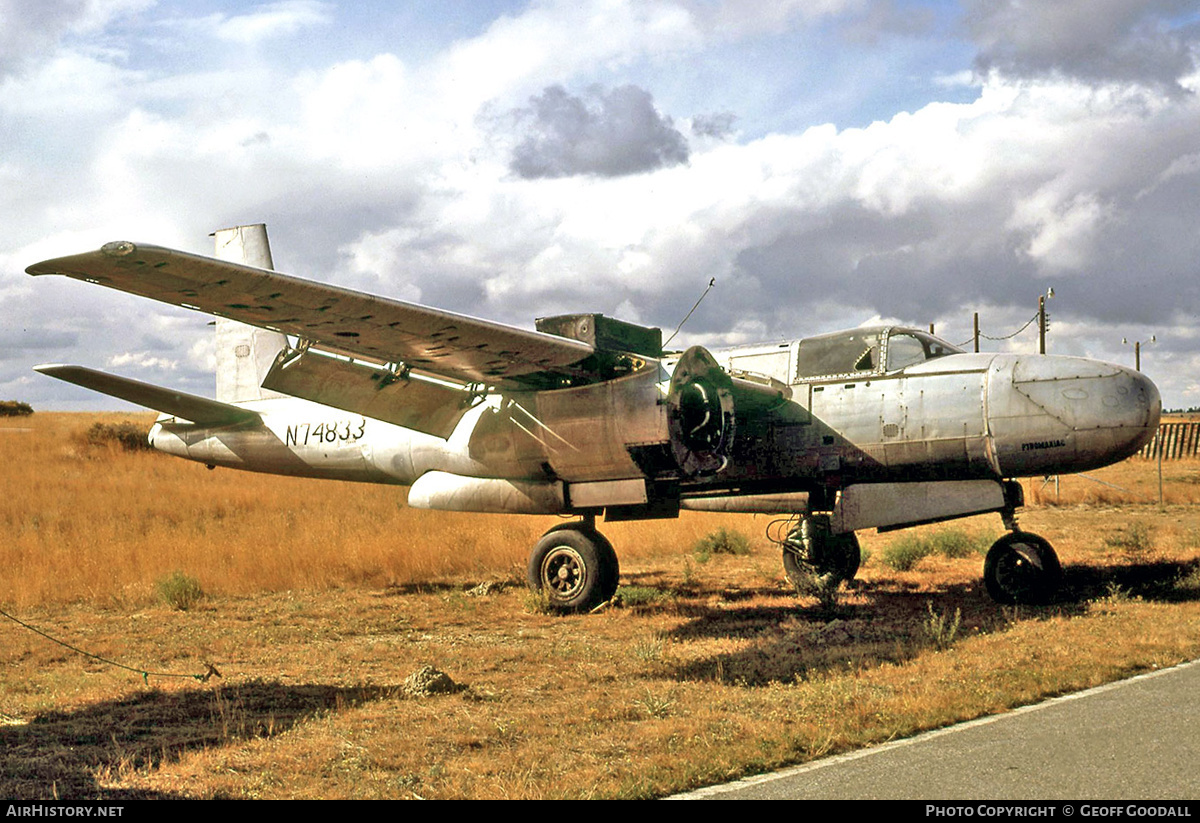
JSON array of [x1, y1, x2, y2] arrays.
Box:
[[794, 326, 962, 381]]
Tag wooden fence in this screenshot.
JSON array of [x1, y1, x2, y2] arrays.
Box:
[[1139, 421, 1200, 460]]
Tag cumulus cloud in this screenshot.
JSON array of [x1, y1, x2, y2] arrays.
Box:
[[0, 0, 152, 76], [691, 111, 737, 139], [7, 0, 1200, 409], [965, 0, 1200, 91], [509, 84, 689, 178], [108, 351, 179, 371], [0, 0, 84, 76], [681, 0, 870, 40], [0, 328, 78, 352], [212, 1, 332, 45]]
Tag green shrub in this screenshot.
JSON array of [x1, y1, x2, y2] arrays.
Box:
[[0, 400, 33, 416], [880, 535, 932, 571], [1174, 564, 1200, 596], [77, 421, 153, 452], [630, 635, 666, 663], [617, 585, 671, 607], [882, 529, 993, 571], [927, 529, 992, 558], [1103, 522, 1155, 555], [692, 528, 751, 562], [522, 588, 555, 615], [923, 602, 962, 650], [156, 571, 205, 611], [789, 567, 843, 615]]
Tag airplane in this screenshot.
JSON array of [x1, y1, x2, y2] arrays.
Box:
[[27, 224, 1162, 612]]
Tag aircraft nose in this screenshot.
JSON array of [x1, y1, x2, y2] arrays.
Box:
[[989, 356, 1161, 475], [1067, 363, 1161, 462]]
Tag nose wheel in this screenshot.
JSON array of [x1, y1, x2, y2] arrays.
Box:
[[983, 531, 1062, 604], [527, 523, 620, 613]]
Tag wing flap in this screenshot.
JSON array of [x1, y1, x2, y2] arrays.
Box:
[[35, 365, 259, 426], [261, 348, 478, 438], [27, 242, 595, 387]]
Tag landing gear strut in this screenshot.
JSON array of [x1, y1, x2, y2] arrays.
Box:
[[779, 515, 861, 591], [983, 531, 1062, 605], [527, 521, 620, 612]]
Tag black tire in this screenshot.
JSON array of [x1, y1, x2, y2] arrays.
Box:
[[828, 532, 861, 581], [984, 532, 1062, 605], [782, 548, 811, 591], [527, 526, 620, 613], [782, 532, 860, 588]]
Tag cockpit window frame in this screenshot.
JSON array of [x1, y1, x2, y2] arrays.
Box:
[[883, 330, 963, 373], [793, 329, 885, 382], [793, 326, 963, 383]]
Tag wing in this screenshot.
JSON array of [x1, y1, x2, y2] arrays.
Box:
[[27, 242, 595, 388], [35, 365, 259, 426]]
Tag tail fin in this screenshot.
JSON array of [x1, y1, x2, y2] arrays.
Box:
[[211, 224, 289, 403]]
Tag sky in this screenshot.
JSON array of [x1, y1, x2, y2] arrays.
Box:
[[3, 0, 1200, 410]]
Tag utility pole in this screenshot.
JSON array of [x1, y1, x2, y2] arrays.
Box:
[[1038, 295, 1047, 354], [1037, 288, 1054, 354], [1122, 335, 1156, 371], [973, 312, 980, 353]]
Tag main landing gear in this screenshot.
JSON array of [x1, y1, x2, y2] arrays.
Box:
[[527, 520, 620, 612], [777, 514, 861, 592]]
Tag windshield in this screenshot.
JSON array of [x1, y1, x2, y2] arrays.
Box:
[[885, 331, 963, 372]]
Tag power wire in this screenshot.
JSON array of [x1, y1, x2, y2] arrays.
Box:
[[0, 605, 220, 685], [956, 311, 1040, 349]]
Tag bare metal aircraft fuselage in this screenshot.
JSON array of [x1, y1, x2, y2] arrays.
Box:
[[29, 225, 1161, 611], [147, 341, 1155, 498]]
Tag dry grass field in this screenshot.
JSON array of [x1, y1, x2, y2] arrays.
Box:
[[3, 413, 1200, 798]]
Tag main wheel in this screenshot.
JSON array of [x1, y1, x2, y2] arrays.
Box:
[[527, 526, 620, 613], [782, 532, 861, 588], [984, 532, 1062, 605], [827, 532, 861, 581]]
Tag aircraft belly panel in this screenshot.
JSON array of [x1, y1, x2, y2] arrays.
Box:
[[833, 479, 1007, 533]]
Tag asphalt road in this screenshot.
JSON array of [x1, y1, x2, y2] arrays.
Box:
[[670, 659, 1200, 800]]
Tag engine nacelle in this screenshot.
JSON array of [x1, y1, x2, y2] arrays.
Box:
[[667, 346, 736, 477]]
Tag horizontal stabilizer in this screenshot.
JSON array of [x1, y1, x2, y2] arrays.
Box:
[[35, 365, 259, 426]]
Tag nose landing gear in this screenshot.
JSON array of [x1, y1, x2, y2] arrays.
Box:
[[983, 531, 1062, 605]]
